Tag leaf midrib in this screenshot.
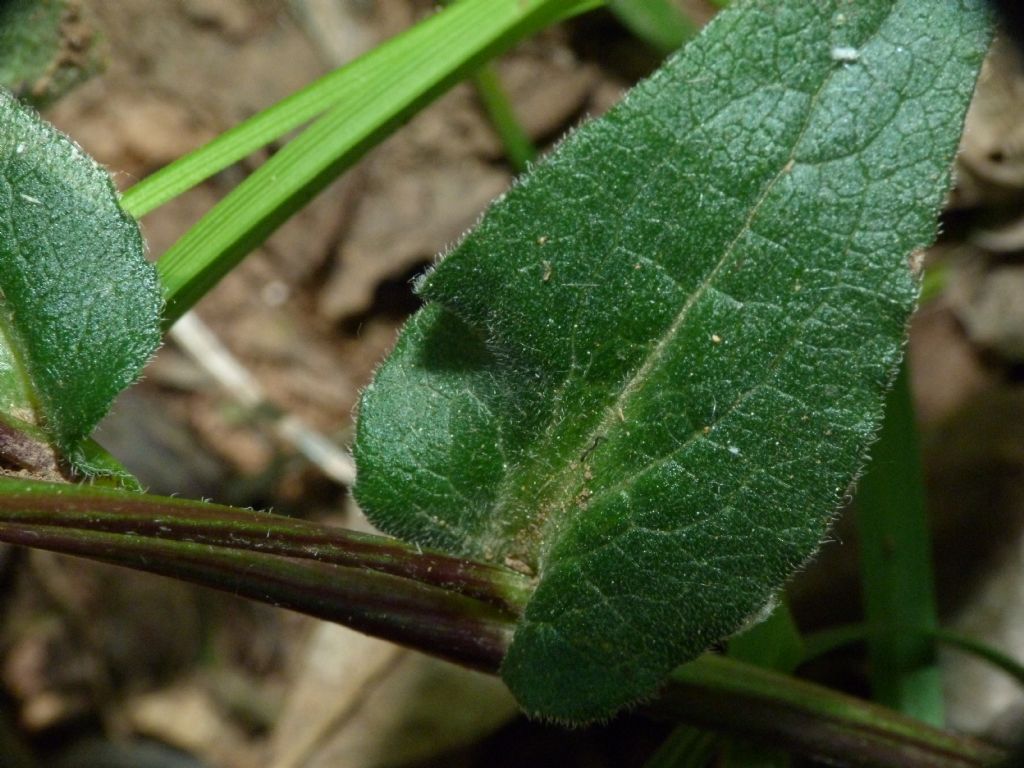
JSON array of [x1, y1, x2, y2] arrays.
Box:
[[503, 8, 890, 573]]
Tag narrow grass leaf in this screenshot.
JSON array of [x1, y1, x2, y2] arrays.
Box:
[[856, 362, 944, 724], [153, 0, 602, 325], [723, 602, 804, 766], [609, 0, 698, 54], [803, 623, 1024, 692], [122, 0, 599, 220], [472, 65, 537, 174], [643, 726, 717, 768], [355, 0, 991, 721]]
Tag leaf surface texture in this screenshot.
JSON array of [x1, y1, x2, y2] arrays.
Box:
[[0, 91, 161, 466], [355, 0, 990, 720]]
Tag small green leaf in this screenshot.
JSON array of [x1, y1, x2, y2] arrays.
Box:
[[355, 0, 990, 720], [0, 91, 162, 466], [0, 0, 101, 106]]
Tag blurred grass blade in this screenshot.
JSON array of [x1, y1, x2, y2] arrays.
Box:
[[153, 0, 602, 325], [934, 630, 1024, 690], [801, 623, 871, 662], [856, 361, 944, 724], [609, 0, 697, 54], [728, 601, 804, 673], [437, 0, 537, 173], [122, 0, 599, 219], [643, 726, 717, 768], [723, 602, 804, 766], [921, 263, 951, 304], [473, 65, 537, 173], [804, 623, 1024, 691]]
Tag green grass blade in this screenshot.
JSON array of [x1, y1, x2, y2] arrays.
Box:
[[803, 623, 1024, 691], [122, 0, 599, 219], [855, 360, 944, 724], [934, 630, 1024, 690], [644, 726, 717, 768], [609, 0, 697, 54], [472, 65, 537, 173], [156, 0, 602, 326], [728, 601, 804, 673], [921, 263, 951, 304], [800, 623, 871, 661], [723, 602, 804, 766]]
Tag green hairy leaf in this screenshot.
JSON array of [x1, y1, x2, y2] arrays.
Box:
[[0, 91, 161, 467], [356, 0, 990, 721], [0, 0, 101, 106]]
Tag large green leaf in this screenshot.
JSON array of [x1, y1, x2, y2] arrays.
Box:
[[0, 91, 162, 468], [356, 0, 990, 721], [0, 0, 101, 106]]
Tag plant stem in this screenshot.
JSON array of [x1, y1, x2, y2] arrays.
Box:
[[654, 655, 1003, 768], [0, 478, 1005, 766], [0, 477, 527, 669], [855, 361, 943, 723], [0, 523, 513, 670], [0, 478, 530, 611]]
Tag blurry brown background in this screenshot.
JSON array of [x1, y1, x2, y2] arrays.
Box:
[[1, 1, 1023, 765]]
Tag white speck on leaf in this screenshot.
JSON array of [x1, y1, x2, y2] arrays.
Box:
[[831, 46, 859, 63], [728, 445, 741, 456]]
